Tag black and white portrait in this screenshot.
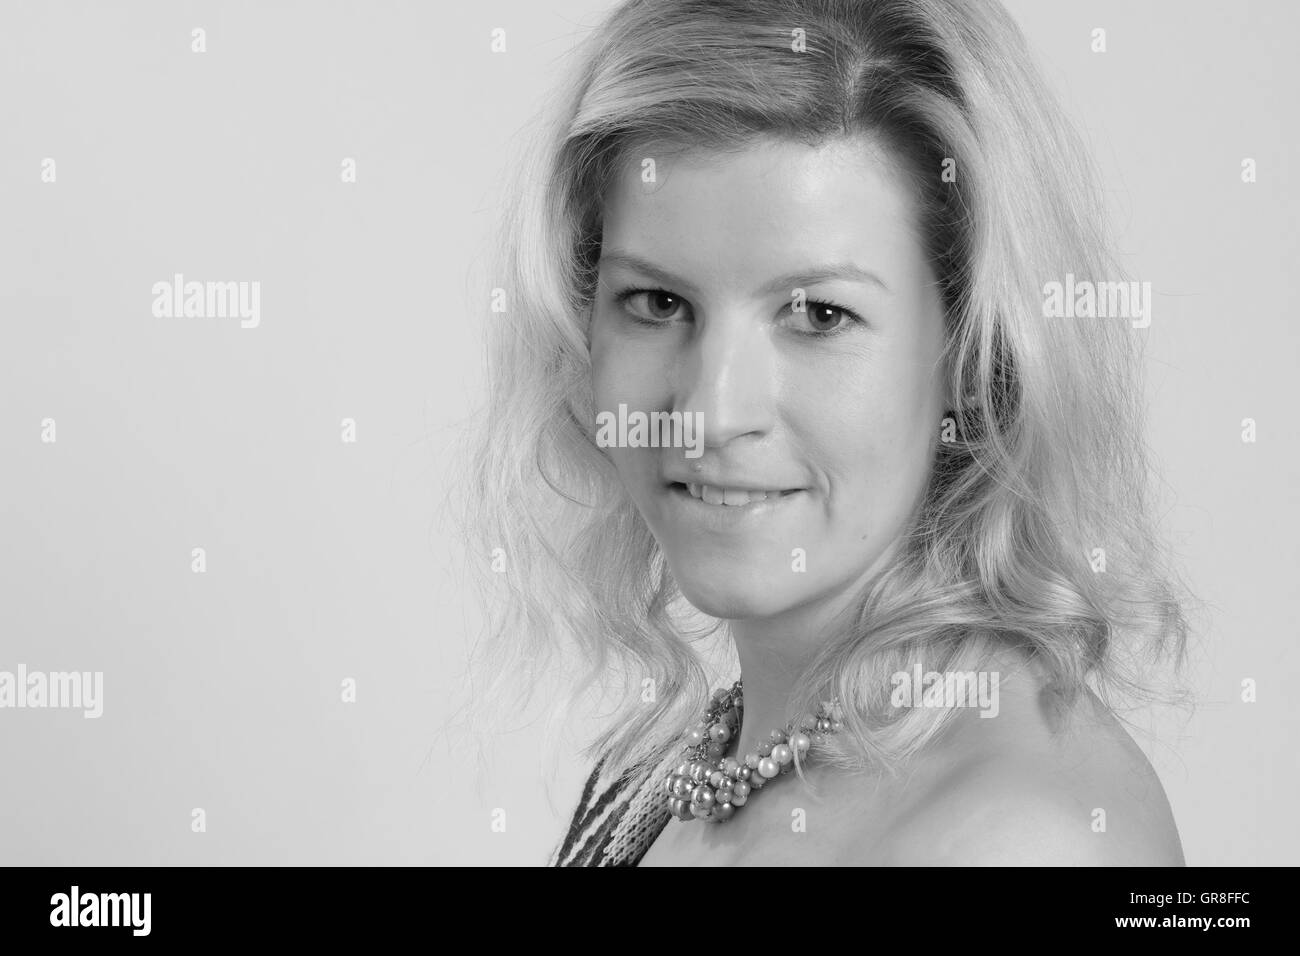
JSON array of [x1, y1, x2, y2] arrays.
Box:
[[1, 0, 1294, 905]]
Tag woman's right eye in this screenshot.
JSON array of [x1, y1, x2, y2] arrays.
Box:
[[617, 288, 689, 324]]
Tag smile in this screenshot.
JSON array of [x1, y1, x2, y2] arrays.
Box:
[[683, 482, 798, 507], [665, 482, 805, 523]]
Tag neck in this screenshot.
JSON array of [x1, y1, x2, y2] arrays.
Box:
[[726, 588, 858, 762], [719, 538, 907, 763]]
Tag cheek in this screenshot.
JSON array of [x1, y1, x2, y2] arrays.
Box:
[[791, 351, 940, 516], [588, 323, 618, 407], [589, 320, 670, 410], [589, 320, 676, 489]]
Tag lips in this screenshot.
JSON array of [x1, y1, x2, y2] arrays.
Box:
[[670, 481, 803, 508]]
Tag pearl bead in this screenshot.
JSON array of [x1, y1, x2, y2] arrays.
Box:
[[831, 720, 844, 732], [770, 729, 787, 744], [744, 752, 760, 770], [691, 764, 708, 783], [721, 757, 740, 777], [791, 732, 811, 754], [732, 780, 751, 799], [736, 766, 752, 781], [771, 744, 793, 766], [709, 770, 725, 788], [690, 802, 711, 819], [730, 791, 748, 807], [749, 771, 767, 788], [691, 786, 715, 809], [799, 713, 818, 731], [673, 778, 693, 798], [757, 757, 779, 778], [686, 727, 705, 746], [713, 802, 736, 821], [676, 762, 691, 777], [710, 724, 732, 744]]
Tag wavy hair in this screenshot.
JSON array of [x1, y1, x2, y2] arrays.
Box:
[[455, 0, 1198, 784]]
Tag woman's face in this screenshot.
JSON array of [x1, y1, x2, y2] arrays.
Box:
[[589, 135, 950, 622]]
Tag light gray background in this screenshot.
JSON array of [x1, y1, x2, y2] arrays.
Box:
[[0, 0, 1295, 865]]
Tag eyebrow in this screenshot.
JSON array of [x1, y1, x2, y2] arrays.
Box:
[[597, 250, 891, 296]]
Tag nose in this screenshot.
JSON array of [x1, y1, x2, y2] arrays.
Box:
[[671, 313, 776, 449]]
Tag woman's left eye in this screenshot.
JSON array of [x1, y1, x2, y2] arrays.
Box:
[[783, 300, 862, 336]]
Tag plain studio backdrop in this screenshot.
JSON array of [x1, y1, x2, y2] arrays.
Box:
[[0, 0, 1295, 866]]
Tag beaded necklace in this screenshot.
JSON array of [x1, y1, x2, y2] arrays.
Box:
[[662, 679, 843, 823]]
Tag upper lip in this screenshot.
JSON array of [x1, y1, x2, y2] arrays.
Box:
[[664, 472, 802, 492]]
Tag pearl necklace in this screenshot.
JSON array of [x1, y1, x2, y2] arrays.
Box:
[[662, 679, 842, 823]]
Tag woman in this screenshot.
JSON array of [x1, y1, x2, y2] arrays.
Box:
[[464, 0, 1196, 866]]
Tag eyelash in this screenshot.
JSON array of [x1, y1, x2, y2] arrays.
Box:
[[613, 286, 865, 338]]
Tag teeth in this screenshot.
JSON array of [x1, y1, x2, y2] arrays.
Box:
[[687, 483, 778, 507]]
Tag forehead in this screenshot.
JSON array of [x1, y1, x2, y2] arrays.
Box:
[[599, 135, 925, 287]]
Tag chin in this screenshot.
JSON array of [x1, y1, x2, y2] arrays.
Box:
[[668, 556, 801, 621]]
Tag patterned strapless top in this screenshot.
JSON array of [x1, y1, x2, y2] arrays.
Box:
[[548, 740, 682, 866]]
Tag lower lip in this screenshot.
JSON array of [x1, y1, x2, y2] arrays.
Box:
[[663, 483, 804, 528]]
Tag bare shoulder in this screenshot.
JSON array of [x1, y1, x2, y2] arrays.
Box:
[[877, 749, 1184, 866], [856, 661, 1184, 866]]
